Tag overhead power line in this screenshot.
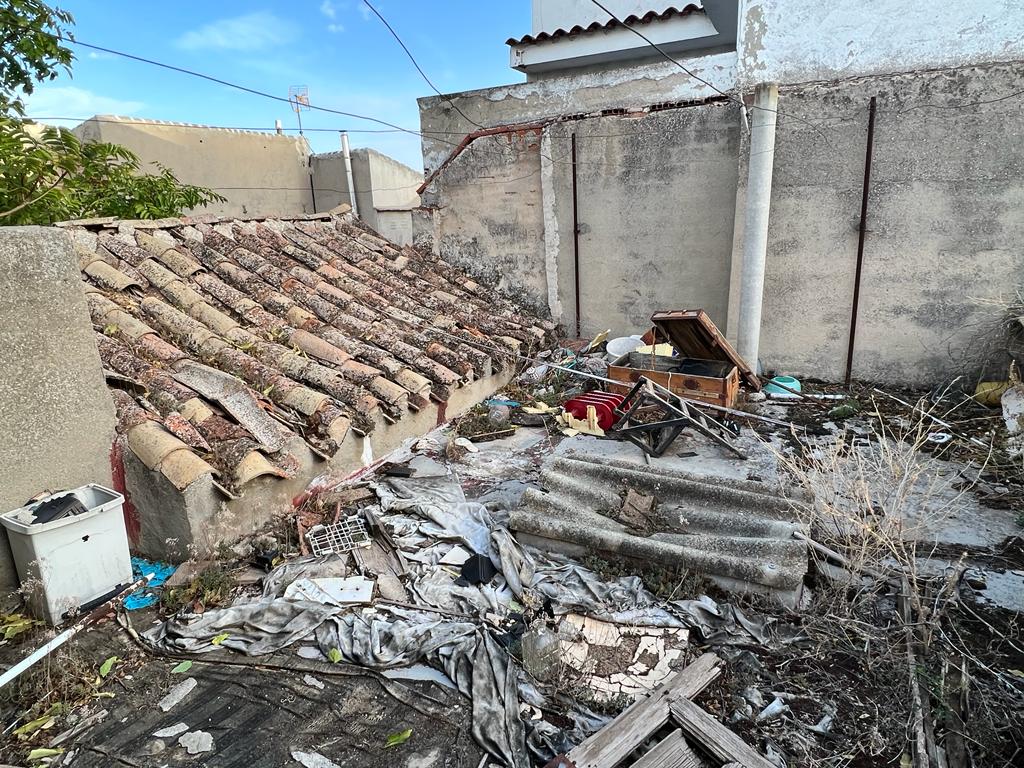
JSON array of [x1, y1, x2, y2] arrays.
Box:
[[361, 0, 484, 129], [586, 0, 739, 104]]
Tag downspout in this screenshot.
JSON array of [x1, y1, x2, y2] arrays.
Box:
[[735, 83, 779, 371], [844, 96, 877, 387], [341, 131, 359, 217]]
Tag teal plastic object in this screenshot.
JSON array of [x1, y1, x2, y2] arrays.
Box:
[[764, 375, 801, 395]]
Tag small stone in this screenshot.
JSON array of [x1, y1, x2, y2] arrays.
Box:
[[291, 750, 343, 768], [487, 405, 511, 425], [303, 674, 325, 690], [158, 678, 197, 712], [153, 723, 189, 738], [965, 571, 988, 590], [178, 730, 214, 755]]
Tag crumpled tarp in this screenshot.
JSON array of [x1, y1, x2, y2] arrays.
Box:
[[124, 557, 176, 610], [145, 453, 795, 767]]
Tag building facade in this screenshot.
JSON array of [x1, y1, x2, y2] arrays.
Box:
[[417, 0, 1024, 385], [73, 117, 422, 243]]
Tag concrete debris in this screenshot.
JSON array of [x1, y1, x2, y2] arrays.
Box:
[[302, 674, 325, 690], [283, 575, 375, 605], [178, 729, 215, 755], [558, 612, 688, 700], [291, 750, 343, 768], [152, 722, 189, 739], [158, 677, 197, 712]]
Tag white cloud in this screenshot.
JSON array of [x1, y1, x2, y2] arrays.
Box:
[[23, 86, 144, 121], [358, 3, 373, 21], [320, 0, 337, 18], [327, 22, 344, 33], [176, 11, 298, 51]]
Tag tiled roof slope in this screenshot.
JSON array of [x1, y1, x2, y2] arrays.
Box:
[[506, 5, 702, 46], [69, 214, 554, 494]]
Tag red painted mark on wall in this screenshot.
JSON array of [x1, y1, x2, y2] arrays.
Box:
[[109, 439, 140, 545]]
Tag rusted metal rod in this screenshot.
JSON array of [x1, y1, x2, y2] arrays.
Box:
[[571, 132, 582, 339], [845, 96, 877, 387]]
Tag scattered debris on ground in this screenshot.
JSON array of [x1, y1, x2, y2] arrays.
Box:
[[3, 321, 1024, 767]]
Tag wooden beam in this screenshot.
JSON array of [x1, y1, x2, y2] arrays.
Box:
[[630, 729, 702, 768], [668, 697, 777, 768], [569, 652, 724, 768]]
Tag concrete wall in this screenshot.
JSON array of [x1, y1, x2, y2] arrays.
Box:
[[426, 131, 549, 312], [74, 117, 315, 218], [737, 0, 1024, 86], [376, 210, 414, 247], [418, 53, 737, 321], [0, 228, 117, 594], [545, 104, 740, 336], [312, 147, 420, 242], [751, 61, 1024, 385], [310, 152, 353, 213]]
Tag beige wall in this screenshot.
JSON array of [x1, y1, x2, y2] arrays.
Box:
[[74, 117, 314, 218], [0, 228, 117, 593], [311, 146, 420, 243]]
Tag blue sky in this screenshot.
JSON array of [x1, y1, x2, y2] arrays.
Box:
[[24, 1, 531, 170]]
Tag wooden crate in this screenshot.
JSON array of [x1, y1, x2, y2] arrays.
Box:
[[607, 354, 740, 408]]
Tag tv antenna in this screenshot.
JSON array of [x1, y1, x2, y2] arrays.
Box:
[[288, 85, 310, 135]]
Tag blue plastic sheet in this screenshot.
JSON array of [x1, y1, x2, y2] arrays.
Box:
[[124, 557, 176, 610]]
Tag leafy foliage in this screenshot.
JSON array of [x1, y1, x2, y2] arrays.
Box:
[[0, 1, 225, 224], [0, 119, 225, 224], [0, 0, 74, 115]]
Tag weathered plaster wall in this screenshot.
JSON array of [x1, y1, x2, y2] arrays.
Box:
[[310, 152, 353, 213], [418, 55, 736, 318], [313, 148, 419, 241], [546, 103, 741, 336], [74, 117, 314, 218], [755, 62, 1024, 385], [737, 0, 1024, 87], [419, 52, 736, 175], [425, 132, 549, 313], [0, 228, 117, 593]]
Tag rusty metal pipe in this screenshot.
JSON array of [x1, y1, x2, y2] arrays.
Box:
[[571, 132, 582, 338], [845, 96, 877, 387]]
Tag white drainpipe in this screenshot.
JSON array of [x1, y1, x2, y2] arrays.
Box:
[[736, 82, 779, 371], [340, 131, 359, 218]]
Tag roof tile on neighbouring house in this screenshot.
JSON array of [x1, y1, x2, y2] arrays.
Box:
[[506, 4, 703, 46]]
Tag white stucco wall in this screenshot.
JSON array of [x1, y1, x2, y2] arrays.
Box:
[[737, 0, 1024, 86]]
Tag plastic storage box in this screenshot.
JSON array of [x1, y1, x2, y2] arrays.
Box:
[[1, 484, 132, 625]]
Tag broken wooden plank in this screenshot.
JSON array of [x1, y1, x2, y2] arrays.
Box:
[[630, 729, 701, 768], [569, 652, 723, 768], [668, 697, 776, 768]]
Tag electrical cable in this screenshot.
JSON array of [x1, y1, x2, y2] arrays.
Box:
[[361, 0, 484, 129]]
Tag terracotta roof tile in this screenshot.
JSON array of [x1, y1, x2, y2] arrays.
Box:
[[73, 212, 552, 493]]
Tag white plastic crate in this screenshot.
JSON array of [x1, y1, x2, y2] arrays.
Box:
[[1, 484, 133, 625]]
